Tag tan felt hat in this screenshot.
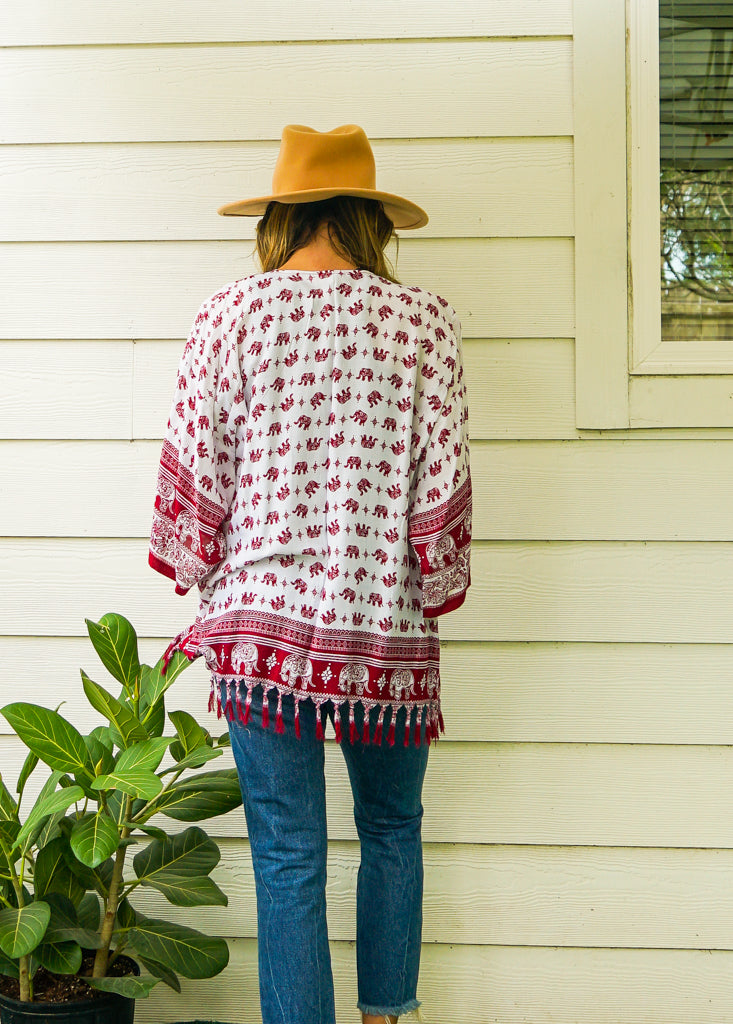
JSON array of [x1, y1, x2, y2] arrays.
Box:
[[217, 123, 428, 230]]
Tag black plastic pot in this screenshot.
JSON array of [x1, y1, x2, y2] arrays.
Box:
[[0, 960, 139, 1024]]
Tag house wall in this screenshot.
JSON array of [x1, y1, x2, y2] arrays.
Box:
[[3, 2, 733, 1021]]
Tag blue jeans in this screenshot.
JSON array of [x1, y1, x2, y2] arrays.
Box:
[[223, 682, 430, 1023]]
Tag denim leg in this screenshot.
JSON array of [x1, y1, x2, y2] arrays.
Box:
[[338, 702, 430, 1018], [226, 684, 336, 1024]]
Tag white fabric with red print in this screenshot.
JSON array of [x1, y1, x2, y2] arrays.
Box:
[[149, 268, 471, 746]]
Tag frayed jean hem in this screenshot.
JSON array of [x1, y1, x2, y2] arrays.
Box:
[[356, 996, 422, 1018]]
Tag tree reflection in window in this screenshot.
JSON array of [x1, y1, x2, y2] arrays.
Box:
[[660, 1, 733, 340]]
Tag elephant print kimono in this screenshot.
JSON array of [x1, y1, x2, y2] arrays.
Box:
[[148, 268, 472, 746]]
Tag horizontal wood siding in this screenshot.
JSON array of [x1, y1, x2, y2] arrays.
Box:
[[0, 140, 574, 241], [2, 7, 732, 1023], [0, 239, 575, 339], [130, 939, 733, 1024], [0, 1, 572, 45], [0, 43, 573, 142]]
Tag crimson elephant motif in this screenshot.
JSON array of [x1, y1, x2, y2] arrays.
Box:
[[338, 662, 370, 697], [175, 509, 201, 551], [426, 534, 457, 568], [390, 668, 414, 701], [231, 641, 259, 676], [280, 654, 314, 689]]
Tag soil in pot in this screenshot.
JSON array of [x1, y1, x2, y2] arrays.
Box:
[[0, 949, 138, 1003]]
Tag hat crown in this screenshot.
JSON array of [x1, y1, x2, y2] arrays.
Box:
[[271, 124, 377, 196]]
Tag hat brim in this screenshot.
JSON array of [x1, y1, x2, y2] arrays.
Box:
[[217, 186, 428, 230]]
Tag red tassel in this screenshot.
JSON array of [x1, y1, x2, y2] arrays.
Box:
[[216, 689, 222, 719], [349, 705, 357, 745], [362, 714, 371, 745], [438, 708, 445, 734], [387, 715, 396, 747], [373, 705, 385, 745], [315, 706, 324, 741], [243, 688, 253, 725], [295, 700, 301, 739], [275, 692, 285, 734], [261, 690, 270, 729], [404, 708, 411, 747], [334, 705, 343, 744], [224, 692, 233, 722], [208, 685, 215, 714]]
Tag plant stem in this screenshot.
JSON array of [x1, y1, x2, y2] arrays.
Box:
[[129, 766, 185, 823], [18, 955, 29, 1002], [0, 834, 31, 1001], [92, 796, 132, 978]]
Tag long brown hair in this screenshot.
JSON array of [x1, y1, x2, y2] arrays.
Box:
[[255, 196, 399, 283]]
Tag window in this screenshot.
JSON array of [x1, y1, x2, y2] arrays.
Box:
[[574, 0, 733, 427], [660, 3, 733, 347]]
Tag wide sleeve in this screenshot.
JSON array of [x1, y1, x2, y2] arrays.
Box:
[[408, 318, 472, 617], [148, 295, 245, 596]]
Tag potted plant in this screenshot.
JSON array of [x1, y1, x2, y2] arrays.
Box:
[[0, 613, 242, 1022]]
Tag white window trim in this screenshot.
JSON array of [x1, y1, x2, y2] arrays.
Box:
[[574, 0, 733, 428]]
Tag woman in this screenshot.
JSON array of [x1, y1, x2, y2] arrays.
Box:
[[149, 124, 472, 1024]]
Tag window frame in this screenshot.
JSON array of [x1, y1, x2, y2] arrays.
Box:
[[573, 0, 733, 428]]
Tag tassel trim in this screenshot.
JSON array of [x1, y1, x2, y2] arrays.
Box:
[[161, 622, 201, 675], [207, 677, 444, 748]]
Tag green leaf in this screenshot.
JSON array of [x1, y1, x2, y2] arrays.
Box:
[[0, 704, 95, 782], [41, 894, 102, 949], [84, 734, 115, 776], [0, 776, 17, 823], [116, 737, 170, 774], [143, 696, 166, 738], [141, 873, 227, 907], [91, 770, 162, 800], [77, 892, 101, 930], [126, 822, 167, 841], [33, 837, 85, 904], [0, 822, 19, 889], [34, 810, 69, 852], [158, 745, 222, 774], [34, 887, 76, 925], [38, 938, 82, 975], [138, 954, 181, 992], [133, 827, 220, 882], [107, 791, 146, 829], [14, 786, 85, 856], [150, 770, 242, 823], [168, 740, 185, 762], [80, 673, 148, 749], [63, 849, 113, 898], [126, 919, 229, 979], [16, 751, 39, 803], [115, 896, 137, 931], [86, 974, 159, 999], [85, 614, 141, 691], [156, 650, 191, 690], [168, 710, 208, 757], [0, 947, 18, 979], [89, 725, 114, 750], [70, 812, 119, 868], [0, 903, 50, 958], [139, 660, 176, 719]]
